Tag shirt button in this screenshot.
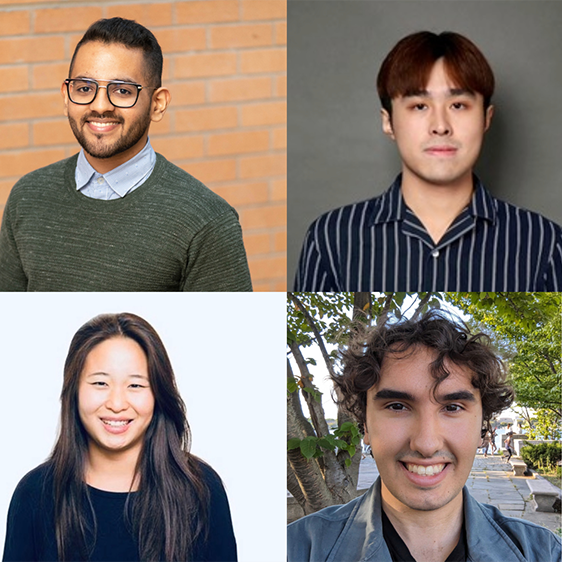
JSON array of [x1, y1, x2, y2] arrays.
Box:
[[97, 178, 104, 184], [432, 250, 440, 258]]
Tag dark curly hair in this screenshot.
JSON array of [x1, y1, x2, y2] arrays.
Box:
[[333, 310, 514, 431]]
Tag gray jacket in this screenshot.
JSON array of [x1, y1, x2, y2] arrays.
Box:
[[288, 478, 561, 562]]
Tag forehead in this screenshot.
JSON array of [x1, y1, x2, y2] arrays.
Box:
[[71, 41, 146, 83], [83, 337, 148, 370], [392, 58, 483, 104], [376, 345, 477, 397]]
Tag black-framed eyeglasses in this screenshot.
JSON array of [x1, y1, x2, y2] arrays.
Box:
[[64, 78, 157, 108]]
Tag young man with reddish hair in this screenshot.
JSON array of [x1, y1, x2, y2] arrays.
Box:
[[294, 31, 562, 291], [288, 312, 562, 562]]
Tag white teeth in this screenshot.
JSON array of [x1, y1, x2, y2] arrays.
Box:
[[406, 463, 445, 476], [90, 122, 117, 127], [103, 420, 129, 426]]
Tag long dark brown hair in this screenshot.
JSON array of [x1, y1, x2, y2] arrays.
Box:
[[49, 313, 209, 561]]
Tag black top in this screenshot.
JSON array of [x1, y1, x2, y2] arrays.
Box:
[[2, 461, 237, 562], [294, 174, 562, 291], [382, 508, 467, 562]]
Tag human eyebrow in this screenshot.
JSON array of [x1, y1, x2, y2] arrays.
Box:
[[448, 88, 476, 98], [72, 75, 139, 84], [403, 90, 429, 99], [129, 373, 150, 381], [402, 89, 476, 99], [438, 390, 476, 402], [373, 389, 416, 401]]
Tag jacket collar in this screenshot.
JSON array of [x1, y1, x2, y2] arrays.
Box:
[[328, 478, 527, 562], [368, 175, 497, 227]]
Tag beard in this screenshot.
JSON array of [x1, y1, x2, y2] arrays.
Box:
[[68, 109, 152, 159]]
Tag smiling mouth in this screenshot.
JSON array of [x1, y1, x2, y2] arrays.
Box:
[[88, 121, 119, 128], [101, 419, 132, 427], [403, 462, 448, 476]]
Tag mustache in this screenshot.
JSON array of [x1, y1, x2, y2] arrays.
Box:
[[81, 112, 124, 124], [397, 451, 457, 463]]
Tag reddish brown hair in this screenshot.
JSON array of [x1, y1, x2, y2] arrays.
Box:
[[377, 31, 495, 114]]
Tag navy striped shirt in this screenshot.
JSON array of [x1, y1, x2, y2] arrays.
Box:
[[294, 175, 562, 291]]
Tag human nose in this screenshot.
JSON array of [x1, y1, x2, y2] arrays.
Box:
[[106, 386, 128, 411], [409, 412, 444, 457], [89, 84, 115, 114], [430, 105, 451, 136]]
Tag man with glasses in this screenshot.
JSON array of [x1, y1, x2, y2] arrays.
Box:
[[0, 17, 252, 291]]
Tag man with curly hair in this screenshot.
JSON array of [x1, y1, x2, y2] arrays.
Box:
[[288, 311, 561, 562]]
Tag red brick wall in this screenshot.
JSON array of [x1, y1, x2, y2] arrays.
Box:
[[0, 0, 286, 291]]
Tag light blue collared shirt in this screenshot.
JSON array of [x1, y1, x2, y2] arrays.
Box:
[[75, 139, 156, 200]]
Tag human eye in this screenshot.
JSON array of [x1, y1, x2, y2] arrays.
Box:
[[75, 80, 95, 93], [410, 102, 427, 111], [385, 402, 408, 412], [444, 403, 464, 413], [110, 83, 136, 98], [90, 380, 107, 387], [129, 383, 147, 389], [451, 100, 471, 110]]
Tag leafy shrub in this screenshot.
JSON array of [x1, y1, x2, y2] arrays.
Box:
[[520, 442, 562, 472]]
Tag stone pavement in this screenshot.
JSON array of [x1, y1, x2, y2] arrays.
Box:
[[357, 453, 562, 534]]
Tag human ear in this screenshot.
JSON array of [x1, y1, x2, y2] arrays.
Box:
[[61, 81, 69, 117], [484, 104, 494, 132], [150, 87, 171, 123], [381, 108, 395, 140], [363, 423, 371, 445]]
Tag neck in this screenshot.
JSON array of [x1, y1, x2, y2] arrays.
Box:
[[381, 482, 464, 562], [84, 134, 149, 174], [85, 444, 142, 492], [400, 169, 474, 244]]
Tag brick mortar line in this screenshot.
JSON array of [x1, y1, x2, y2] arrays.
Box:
[[0, 0, 179, 11], [0, 24, 286, 41]]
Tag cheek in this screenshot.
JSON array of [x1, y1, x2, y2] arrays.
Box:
[[136, 393, 155, 418], [78, 387, 100, 417], [366, 414, 404, 450]]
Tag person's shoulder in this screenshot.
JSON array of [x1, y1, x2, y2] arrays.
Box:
[[10, 156, 77, 192], [189, 456, 226, 493], [287, 501, 361, 562], [10, 461, 53, 502], [288, 496, 361, 532], [491, 195, 562, 233], [306, 194, 385, 232], [477, 499, 562, 554], [154, 153, 236, 214]]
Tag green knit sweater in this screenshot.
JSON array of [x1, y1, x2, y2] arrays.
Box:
[[0, 154, 252, 291]]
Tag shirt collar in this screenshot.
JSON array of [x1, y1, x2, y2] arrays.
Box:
[[75, 138, 155, 197], [369, 174, 497, 226]]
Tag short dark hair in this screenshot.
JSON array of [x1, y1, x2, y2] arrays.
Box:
[[333, 310, 514, 430], [377, 31, 495, 115], [69, 17, 163, 88]]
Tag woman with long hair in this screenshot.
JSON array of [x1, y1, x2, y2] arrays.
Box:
[[3, 313, 237, 561]]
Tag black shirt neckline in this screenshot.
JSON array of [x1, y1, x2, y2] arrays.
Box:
[[382, 507, 467, 562]]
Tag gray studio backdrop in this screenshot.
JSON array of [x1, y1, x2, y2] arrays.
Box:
[[287, 0, 562, 286]]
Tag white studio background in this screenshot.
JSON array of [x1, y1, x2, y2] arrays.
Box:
[[0, 292, 286, 562]]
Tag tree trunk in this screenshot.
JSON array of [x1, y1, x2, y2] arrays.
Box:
[[287, 391, 335, 513]]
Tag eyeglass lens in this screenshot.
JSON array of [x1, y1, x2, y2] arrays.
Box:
[[68, 79, 139, 108]]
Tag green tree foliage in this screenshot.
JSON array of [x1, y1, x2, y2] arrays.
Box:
[[447, 292, 561, 430]]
